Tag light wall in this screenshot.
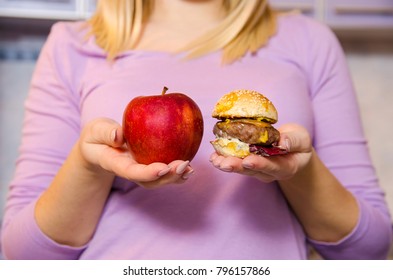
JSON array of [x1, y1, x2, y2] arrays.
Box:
[[342, 39, 393, 218]]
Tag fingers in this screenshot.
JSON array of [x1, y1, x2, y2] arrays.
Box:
[[209, 123, 314, 182], [174, 160, 195, 180], [210, 153, 277, 182], [210, 152, 278, 176], [105, 154, 194, 189], [81, 118, 194, 188], [210, 152, 296, 182], [242, 154, 298, 180], [132, 160, 194, 189], [100, 146, 194, 188], [210, 152, 242, 173]]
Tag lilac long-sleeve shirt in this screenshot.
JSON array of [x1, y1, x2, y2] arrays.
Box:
[[1, 14, 392, 260]]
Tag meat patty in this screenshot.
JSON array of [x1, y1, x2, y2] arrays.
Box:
[[213, 119, 280, 145]]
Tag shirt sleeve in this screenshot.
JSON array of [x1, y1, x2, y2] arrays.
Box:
[[302, 18, 392, 259], [1, 22, 85, 259]]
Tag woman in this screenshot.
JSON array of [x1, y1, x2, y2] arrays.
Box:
[[1, 0, 392, 259]]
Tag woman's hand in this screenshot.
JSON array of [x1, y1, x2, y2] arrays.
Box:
[[210, 123, 359, 242], [209, 123, 313, 182], [78, 118, 193, 188], [35, 117, 194, 247]]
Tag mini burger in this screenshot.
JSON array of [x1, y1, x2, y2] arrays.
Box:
[[211, 89, 287, 158]]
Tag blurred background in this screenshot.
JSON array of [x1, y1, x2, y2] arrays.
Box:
[[0, 0, 392, 258]]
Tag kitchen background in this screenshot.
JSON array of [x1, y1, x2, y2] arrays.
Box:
[[0, 0, 392, 259]]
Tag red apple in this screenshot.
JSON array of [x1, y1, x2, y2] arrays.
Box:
[[122, 87, 204, 164]]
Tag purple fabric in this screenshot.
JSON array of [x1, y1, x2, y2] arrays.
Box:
[[1, 14, 392, 260]]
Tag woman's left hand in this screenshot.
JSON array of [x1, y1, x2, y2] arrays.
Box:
[[209, 123, 313, 182]]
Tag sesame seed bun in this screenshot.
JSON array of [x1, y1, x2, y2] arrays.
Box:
[[212, 89, 278, 124]]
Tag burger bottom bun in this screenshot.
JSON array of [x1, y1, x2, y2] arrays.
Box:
[[210, 137, 250, 158]]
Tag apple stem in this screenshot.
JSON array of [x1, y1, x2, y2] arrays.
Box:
[[162, 86, 169, 96]]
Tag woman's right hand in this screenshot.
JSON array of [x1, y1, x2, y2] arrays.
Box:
[[35, 117, 192, 247], [78, 118, 194, 188]]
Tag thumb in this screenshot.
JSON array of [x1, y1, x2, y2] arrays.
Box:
[[85, 118, 124, 148], [278, 123, 312, 153]]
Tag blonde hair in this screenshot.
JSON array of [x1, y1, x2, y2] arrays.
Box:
[[88, 0, 276, 63]]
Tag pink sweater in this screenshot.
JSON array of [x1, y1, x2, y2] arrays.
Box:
[[1, 14, 392, 259]]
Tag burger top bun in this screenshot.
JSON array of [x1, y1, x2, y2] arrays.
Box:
[[212, 89, 278, 124]]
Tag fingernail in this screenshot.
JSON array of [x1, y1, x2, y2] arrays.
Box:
[[243, 163, 254, 169], [285, 139, 291, 152], [182, 169, 194, 180], [111, 128, 117, 142], [158, 167, 171, 177], [176, 161, 190, 175], [220, 166, 233, 172]]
